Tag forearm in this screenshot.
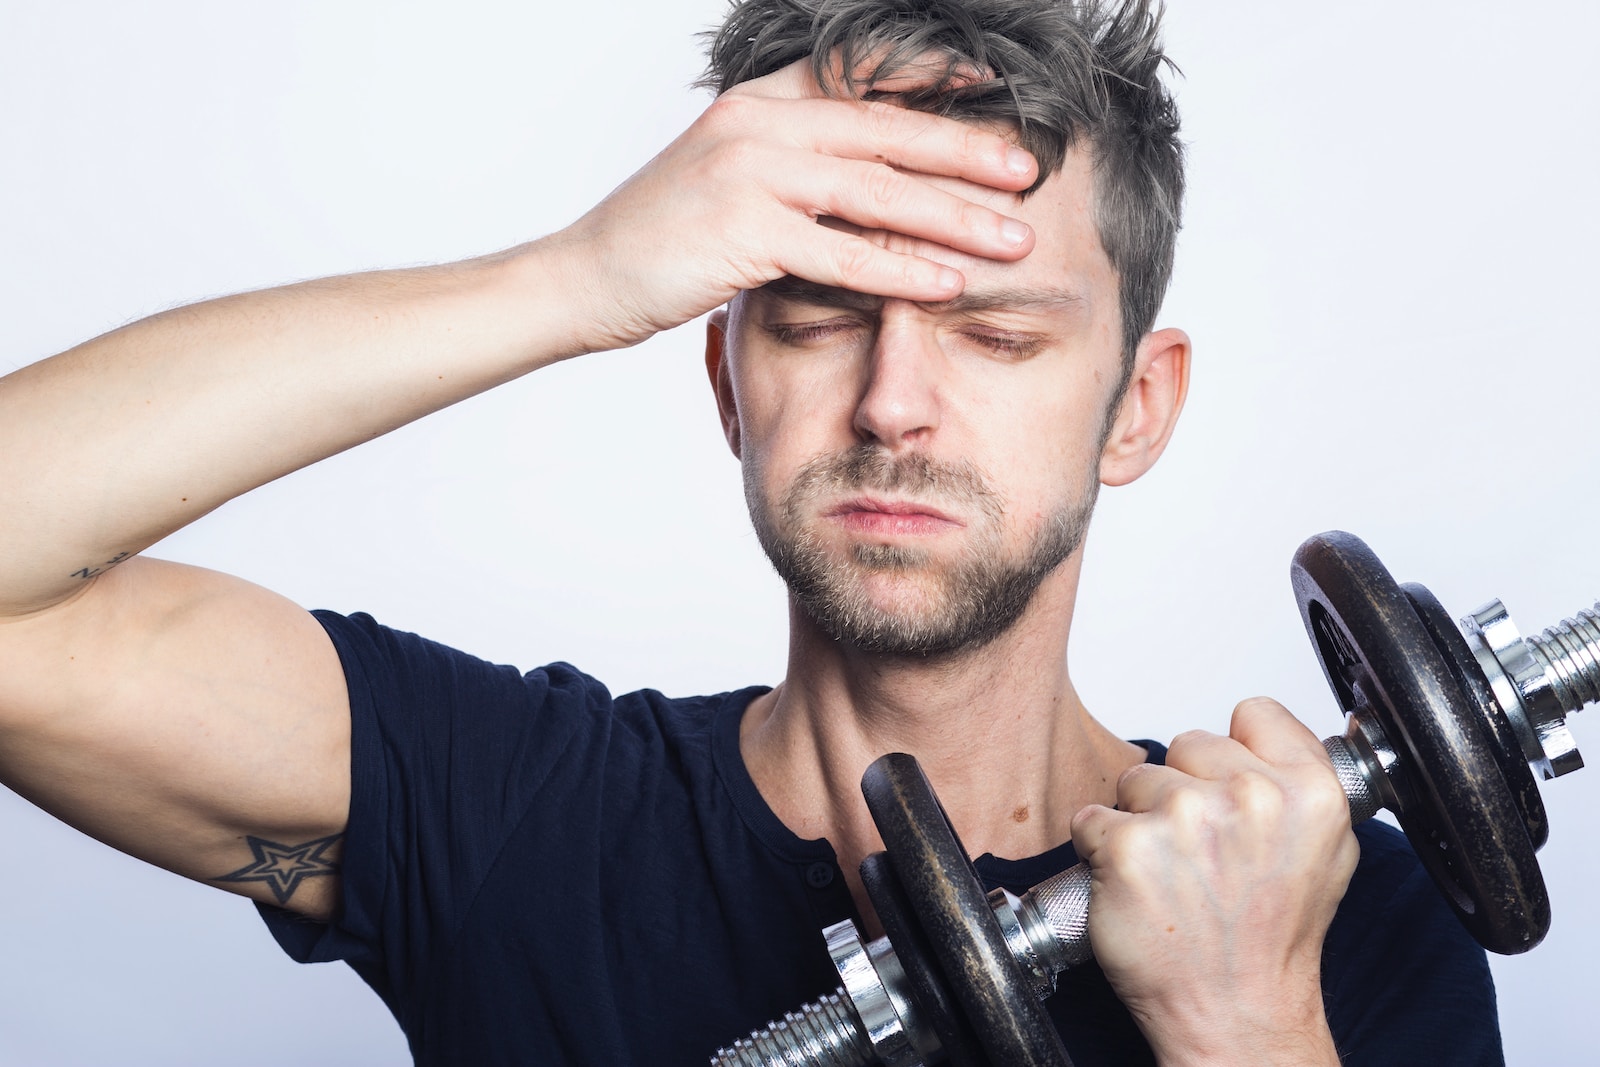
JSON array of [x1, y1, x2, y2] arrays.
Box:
[[0, 239, 588, 616]]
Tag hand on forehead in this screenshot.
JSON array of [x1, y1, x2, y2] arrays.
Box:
[[739, 51, 1022, 179], [724, 53, 1043, 294]]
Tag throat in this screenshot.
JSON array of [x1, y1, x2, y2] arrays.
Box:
[[738, 680, 1144, 906]]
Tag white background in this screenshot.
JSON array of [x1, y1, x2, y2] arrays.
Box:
[[2, 1, 1596, 1062]]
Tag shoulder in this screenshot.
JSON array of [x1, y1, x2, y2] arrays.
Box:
[[312, 609, 602, 694], [1335, 820, 1474, 934], [1322, 820, 1504, 1065], [311, 607, 763, 766]]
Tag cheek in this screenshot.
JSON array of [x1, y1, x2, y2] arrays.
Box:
[[979, 411, 1109, 524], [735, 360, 858, 453], [958, 363, 1106, 461], [732, 388, 833, 507]]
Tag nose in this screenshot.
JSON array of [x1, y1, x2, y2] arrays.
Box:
[[852, 316, 943, 449]]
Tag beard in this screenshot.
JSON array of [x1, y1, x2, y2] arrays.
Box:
[[748, 445, 1096, 658]]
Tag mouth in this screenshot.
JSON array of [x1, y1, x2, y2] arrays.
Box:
[[823, 496, 964, 537]]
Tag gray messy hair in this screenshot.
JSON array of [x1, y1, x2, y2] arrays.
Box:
[[698, 0, 1184, 365]]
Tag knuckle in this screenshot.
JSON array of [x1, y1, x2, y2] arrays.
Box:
[[862, 163, 905, 214], [833, 236, 878, 285], [1069, 803, 1104, 835], [1158, 783, 1207, 826], [1226, 769, 1284, 820], [1113, 764, 1152, 790], [894, 254, 933, 293], [860, 98, 905, 142], [1115, 762, 1154, 794], [1167, 728, 1212, 757], [1303, 766, 1352, 822], [956, 122, 991, 167], [952, 198, 986, 238], [702, 92, 758, 132]]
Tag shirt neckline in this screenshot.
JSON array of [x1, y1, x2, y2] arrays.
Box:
[[710, 690, 1167, 884], [711, 686, 840, 864]]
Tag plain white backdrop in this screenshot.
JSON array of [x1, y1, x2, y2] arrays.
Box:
[[2, 1, 1596, 1062]]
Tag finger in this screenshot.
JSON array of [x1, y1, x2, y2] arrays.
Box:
[[1112, 762, 1196, 815], [1068, 803, 1133, 869], [775, 223, 966, 302], [1229, 699, 1350, 825], [729, 75, 1037, 192], [1229, 697, 1330, 768], [800, 96, 1037, 191], [1164, 711, 1349, 841], [1162, 728, 1255, 781], [801, 155, 1034, 261]]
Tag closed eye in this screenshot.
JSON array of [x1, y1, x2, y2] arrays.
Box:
[[764, 320, 866, 345], [959, 330, 1047, 359]]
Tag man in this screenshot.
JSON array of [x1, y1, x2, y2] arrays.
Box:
[[0, 0, 1502, 1064]]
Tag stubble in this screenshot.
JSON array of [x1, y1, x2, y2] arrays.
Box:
[[749, 445, 1096, 657]]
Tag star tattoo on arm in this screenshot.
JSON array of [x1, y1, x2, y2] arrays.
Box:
[[214, 833, 342, 905]]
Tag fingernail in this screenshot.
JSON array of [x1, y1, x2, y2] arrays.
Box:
[[936, 267, 963, 293], [1001, 219, 1031, 247], [1006, 146, 1034, 176]]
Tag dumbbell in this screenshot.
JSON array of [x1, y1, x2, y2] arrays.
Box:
[[710, 531, 1600, 1067]]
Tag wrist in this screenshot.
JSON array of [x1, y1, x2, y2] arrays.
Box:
[[1137, 975, 1338, 1067], [506, 219, 677, 359], [1153, 1028, 1340, 1067], [472, 233, 618, 365]]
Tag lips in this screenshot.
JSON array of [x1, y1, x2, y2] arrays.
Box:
[[824, 496, 963, 536]]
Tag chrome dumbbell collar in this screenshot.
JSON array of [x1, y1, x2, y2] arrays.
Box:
[[1461, 600, 1585, 780], [824, 919, 940, 1067]]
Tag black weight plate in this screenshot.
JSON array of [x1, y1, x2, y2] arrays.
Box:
[[1402, 582, 1549, 850], [1292, 531, 1549, 953], [862, 753, 1073, 1067], [860, 851, 988, 1067]]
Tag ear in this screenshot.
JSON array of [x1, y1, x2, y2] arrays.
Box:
[[1099, 327, 1190, 487], [705, 308, 741, 457]]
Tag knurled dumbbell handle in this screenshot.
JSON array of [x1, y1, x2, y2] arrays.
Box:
[[1020, 736, 1380, 967]]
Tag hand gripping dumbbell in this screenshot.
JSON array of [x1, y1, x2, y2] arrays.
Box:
[[710, 531, 1600, 1067]]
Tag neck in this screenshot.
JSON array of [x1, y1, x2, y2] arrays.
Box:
[[740, 563, 1145, 925]]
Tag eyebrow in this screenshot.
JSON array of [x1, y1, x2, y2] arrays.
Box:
[[754, 275, 1089, 317]]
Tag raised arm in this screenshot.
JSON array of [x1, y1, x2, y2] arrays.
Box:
[[0, 58, 1039, 918]]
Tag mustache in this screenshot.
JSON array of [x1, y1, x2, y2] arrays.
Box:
[[784, 445, 1003, 520]]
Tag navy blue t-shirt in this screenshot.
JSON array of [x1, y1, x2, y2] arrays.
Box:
[[262, 611, 1503, 1065]]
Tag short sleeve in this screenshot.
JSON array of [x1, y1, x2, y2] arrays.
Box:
[[259, 611, 615, 1026]]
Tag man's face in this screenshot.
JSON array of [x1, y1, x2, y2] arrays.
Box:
[[715, 148, 1130, 657]]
